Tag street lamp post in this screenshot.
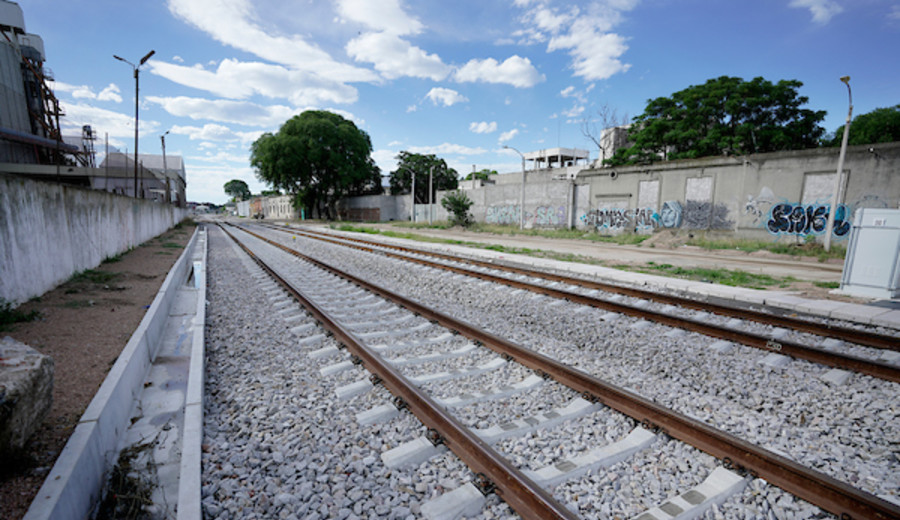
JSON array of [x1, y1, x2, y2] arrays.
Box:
[[504, 145, 526, 230], [114, 49, 155, 198], [409, 168, 416, 223], [160, 130, 170, 204], [429, 166, 433, 225], [824, 76, 852, 252]]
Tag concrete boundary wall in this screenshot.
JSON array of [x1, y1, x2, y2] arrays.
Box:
[[0, 173, 188, 305], [23, 228, 201, 520], [339, 142, 899, 242]]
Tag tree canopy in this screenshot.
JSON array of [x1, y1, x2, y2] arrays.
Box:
[[250, 110, 382, 219], [464, 168, 496, 181], [388, 151, 459, 203], [608, 76, 826, 165], [223, 179, 251, 201], [825, 105, 900, 146]]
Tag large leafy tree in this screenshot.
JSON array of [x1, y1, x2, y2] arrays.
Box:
[[250, 110, 382, 219], [223, 179, 251, 201], [388, 151, 459, 203], [608, 76, 826, 164], [825, 105, 900, 146]]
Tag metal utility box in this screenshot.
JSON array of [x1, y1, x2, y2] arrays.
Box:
[[839, 208, 900, 299]]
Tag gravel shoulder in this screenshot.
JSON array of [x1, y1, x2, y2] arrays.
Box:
[[0, 222, 195, 520]]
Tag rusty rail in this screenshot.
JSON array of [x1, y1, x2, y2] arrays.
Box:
[[260, 223, 900, 383], [218, 224, 579, 520], [235, 223, 900, 520], [283, 223, 899, 352]]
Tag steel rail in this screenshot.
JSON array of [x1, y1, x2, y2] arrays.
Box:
[[235, 223, 900, 520], [283, 224, 899, 352], [218, 224, 579, 520], [257, 224, 900, 383]]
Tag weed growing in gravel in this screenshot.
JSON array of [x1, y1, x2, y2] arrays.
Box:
[[0, 299, 41, 331], [160, 242, 181, 249], [814, 281, 841, 289], [638, 262, 786, 289]]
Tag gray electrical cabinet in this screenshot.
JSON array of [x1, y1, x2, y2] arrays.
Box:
[[839, 208, 900, 299]]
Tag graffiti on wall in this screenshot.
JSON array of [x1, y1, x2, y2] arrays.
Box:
[[581, 207, 660, 231], [766, 202, 851, 237], [529, 206, 566, 227], [684, 200, 734, 230], [485, 204, 520, 225], [659, 200, 683, 228]]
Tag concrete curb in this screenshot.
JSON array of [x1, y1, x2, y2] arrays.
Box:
[[177, 227, 208, 520], [24, 227, 201, 520]]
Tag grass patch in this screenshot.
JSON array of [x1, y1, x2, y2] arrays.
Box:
[[814, 281, 840, 289], [685, 237, 846, 261], [160, 242, 182, 249], [70, 269, 119, 284], [632, 262, 790, 289], [388, 221, 652, 246], [0, 299, 41, 332], [61, 300, 94, 309]]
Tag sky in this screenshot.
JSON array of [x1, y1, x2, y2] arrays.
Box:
[[21, 0, 900, 204]]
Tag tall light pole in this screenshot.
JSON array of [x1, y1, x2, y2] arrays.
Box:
[[504, 145, 526, 230], [114, 49, 155, 198], [160, 130, 170, 204], [824, 76, 852, 252], [428, 165, 434, 225]]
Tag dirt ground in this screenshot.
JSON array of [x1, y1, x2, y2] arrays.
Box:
[[0, 221, 195, 520]]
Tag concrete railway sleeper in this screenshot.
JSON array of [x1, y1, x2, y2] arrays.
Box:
[[269, 223, 900, 354], [218, 223, 899, 520], [251, 223, 900, 384]]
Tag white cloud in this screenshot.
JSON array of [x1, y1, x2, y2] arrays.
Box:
[[147, 95, 299, 127], [454, 55, 544, 88], [469, 121, 498, 134], [560, 86, 577, 98], [170, 123, 262, 144], [149, 59, 359, 105], [425, 87, 468, 107], [172, 55, 184, 63], [335, 0, 423, 35], [499, 129, 519, 143], [516, 1, 635, 82], [98, 84, 123, 103], [57, 101, 159, 139], [167, 0, 377, 83], [52, 81, 122, 103], [788, 0, 843, 24], [406, 104, 418, 113], [408, 143, 487, 155], [346, 32, 450, 81]]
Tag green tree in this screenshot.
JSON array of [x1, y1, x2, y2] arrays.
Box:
[[441, 191, 474, 227], [388, 151, 459, 203], [824, 105, 900, 146], [223, 179, 251, 201], [464, 169, 496, 181], [609, 76, 826, 165], [250, 110, 382, 219]]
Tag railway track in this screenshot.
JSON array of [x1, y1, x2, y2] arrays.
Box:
[[258, 222, 900, 383], [207, 222, 900, 519]]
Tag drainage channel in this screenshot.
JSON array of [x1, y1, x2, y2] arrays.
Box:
[[254, 223, 900, 384], [225, 223, 900, 520]]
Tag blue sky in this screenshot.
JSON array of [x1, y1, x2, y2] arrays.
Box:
[[23, 0, 900, 204]]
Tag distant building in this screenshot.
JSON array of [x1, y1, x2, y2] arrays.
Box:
[[99, 153, 187, 206]]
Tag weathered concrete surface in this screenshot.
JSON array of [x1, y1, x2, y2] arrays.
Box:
[[0, 172, 188, 306], [0, 336, 53, 455]]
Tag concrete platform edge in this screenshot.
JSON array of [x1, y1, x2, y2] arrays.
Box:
[[24, 227, 201, 520]]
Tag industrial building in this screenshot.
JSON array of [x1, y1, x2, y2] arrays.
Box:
[[0, 0, 186, 206]]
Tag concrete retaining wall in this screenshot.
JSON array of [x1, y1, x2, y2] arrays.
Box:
[[341, 142, 900, 243], [0, 173, 188, 305]]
